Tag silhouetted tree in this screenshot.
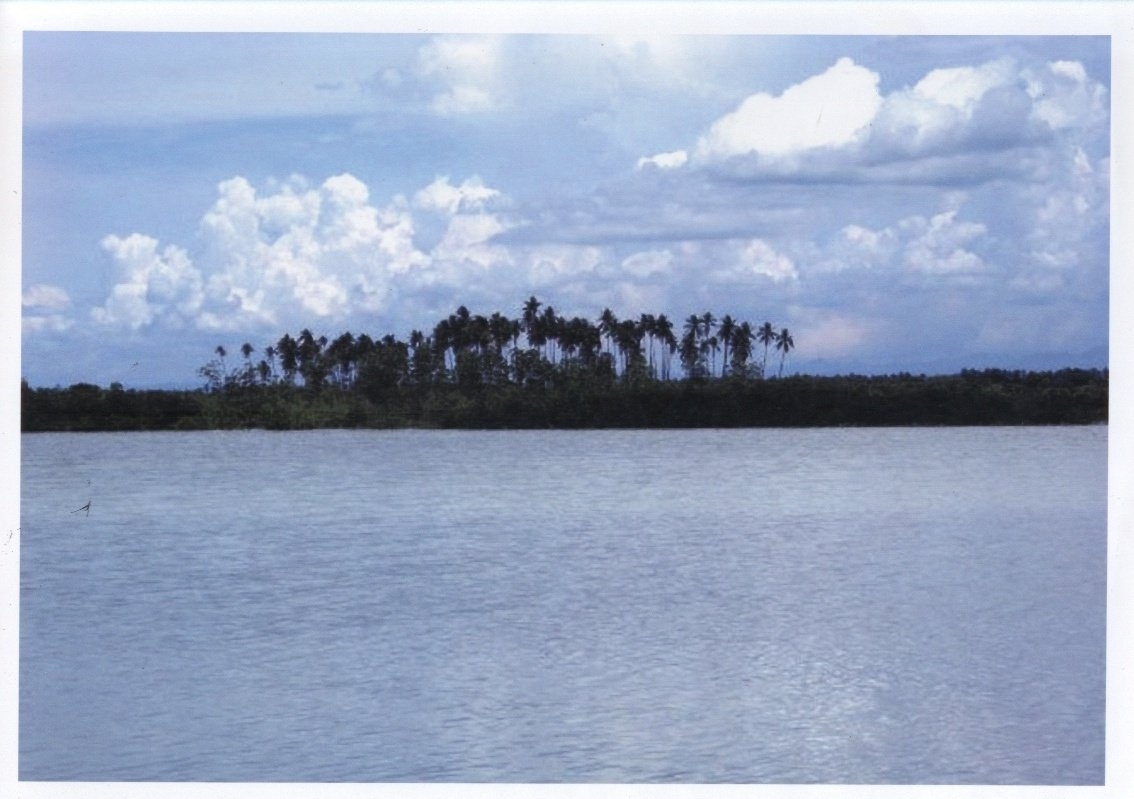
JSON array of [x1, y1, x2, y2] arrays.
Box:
[[717, 315, 736, 377], [655, 314, 676, 379], [731, 321, 755, 376], [757, 322, 777, 378], [776, 328, 795, 377], [276, 334, 299, 384]]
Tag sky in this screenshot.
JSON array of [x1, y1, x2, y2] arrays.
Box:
[[16, 23, 1113, 387]]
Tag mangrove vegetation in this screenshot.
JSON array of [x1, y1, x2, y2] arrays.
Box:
[[21, 297, 1107, 431]]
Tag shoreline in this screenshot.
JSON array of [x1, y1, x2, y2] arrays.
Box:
[[21, 368, 1109, 432]]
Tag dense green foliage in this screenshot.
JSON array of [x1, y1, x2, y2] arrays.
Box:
[[20, 299, 1107, 431], [22, 368, 1108, 431]]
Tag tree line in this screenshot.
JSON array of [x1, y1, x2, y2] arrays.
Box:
[[22, 369, 1106, 433], [197, 297, 797, 397], [19, 295, 1108, 431]]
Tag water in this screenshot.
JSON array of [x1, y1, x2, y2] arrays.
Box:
[[19, 427, 1107, 783]]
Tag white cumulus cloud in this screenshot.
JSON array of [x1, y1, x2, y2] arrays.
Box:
[[913, 59, 1015, 112], [637, 150, 689, 170], [1026, 59, 1108, 132], [414, 176, 503, 215], [694, 57, 882, 162], [737, 239, 798, 283], [872, 58, 1017, 152], [23, 283, 71, 311], [620, 249, 674, 278], [92, 234, 204, 329], [93, 174, 442, 332], [787, 307, 874, 361], [23, 283, 74, 335], [87, 173, 542, 335], [416, 36, 502, 116], [899, 210, 988, 277], [650, 54, 1106, 186]]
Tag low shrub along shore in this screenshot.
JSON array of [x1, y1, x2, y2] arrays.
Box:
[[22, 368, 1107, 431]]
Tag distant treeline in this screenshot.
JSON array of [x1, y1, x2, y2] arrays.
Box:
[[19, 299, 1107, 430], [22, 368, 1108, 431], [197, 298, 798, 393]]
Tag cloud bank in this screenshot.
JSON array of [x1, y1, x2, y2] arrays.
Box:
[[22, 37, 1109, 385]]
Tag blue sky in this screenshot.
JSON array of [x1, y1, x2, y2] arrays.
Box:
[[18, 26, 1112, 387]]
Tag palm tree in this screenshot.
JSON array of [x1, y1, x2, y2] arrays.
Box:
[[598, 308, 619, 364], [576, 318, 602, 365], [702, 334, 719, 378], [681, 314, 704, 378], [213, 345, 229, 387], [559, 317, 582, 363], [488, 312, 513, 356], [698, 312, 717, 376], [508, 317, 522, 362], [354, 333, 376, 373], [757, 322, 777, 378], [730, 321, 755, 376], [522, 296, 542, 349], [297, 329, 328, 389], [699, 311, 716, 340], [327, 332, 356, 388], [451, 306, 472, 357], [263, 345, 278, 382], [639, 313, 657, 377], [408, 329, 432, 384], [717, 315, 736, 377], [432, 317, 453, 374], [775, 328, 795, 377], [540, 306, 561, 363], [615, 318, 645, 378], [276, 334, 299, 384], [654, 314, 676, 380], [237, 342, 256, 387]]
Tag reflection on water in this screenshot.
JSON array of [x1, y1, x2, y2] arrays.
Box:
[[20, 427, 1106, 782]]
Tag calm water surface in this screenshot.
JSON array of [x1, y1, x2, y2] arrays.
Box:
[[20, 427, 1106, 783]]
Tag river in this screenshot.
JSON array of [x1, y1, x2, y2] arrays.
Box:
[[19, 427, 1107, 783]]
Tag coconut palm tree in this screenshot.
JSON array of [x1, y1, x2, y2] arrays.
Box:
[[731, 321, 755, 376], [297, 329, 328, 389], [654, 314, 676, 379], [700, 311, 716, 340], [638, 313, 658, 377], [263, 345, 278, 382], [276, 334, 299, 384], [681, 314, 704, 378], [598, 308, 619, 363], [488, 312, 513, 356], [522, 296, 543, 349], [327, 332, 356, 388], [576, 318, 602, 365], [431, 317, 453, 374], [775, 328, 795, 377], [237, 342, 256, 387], [509, 317, 522, 361], [717, 315, 736, 376], [697, 312, 718, 376], [540, 306, 561, 363], [757, 322, 777, 378], [614, 318, 646, 378], [407, 329, 432, 383]]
